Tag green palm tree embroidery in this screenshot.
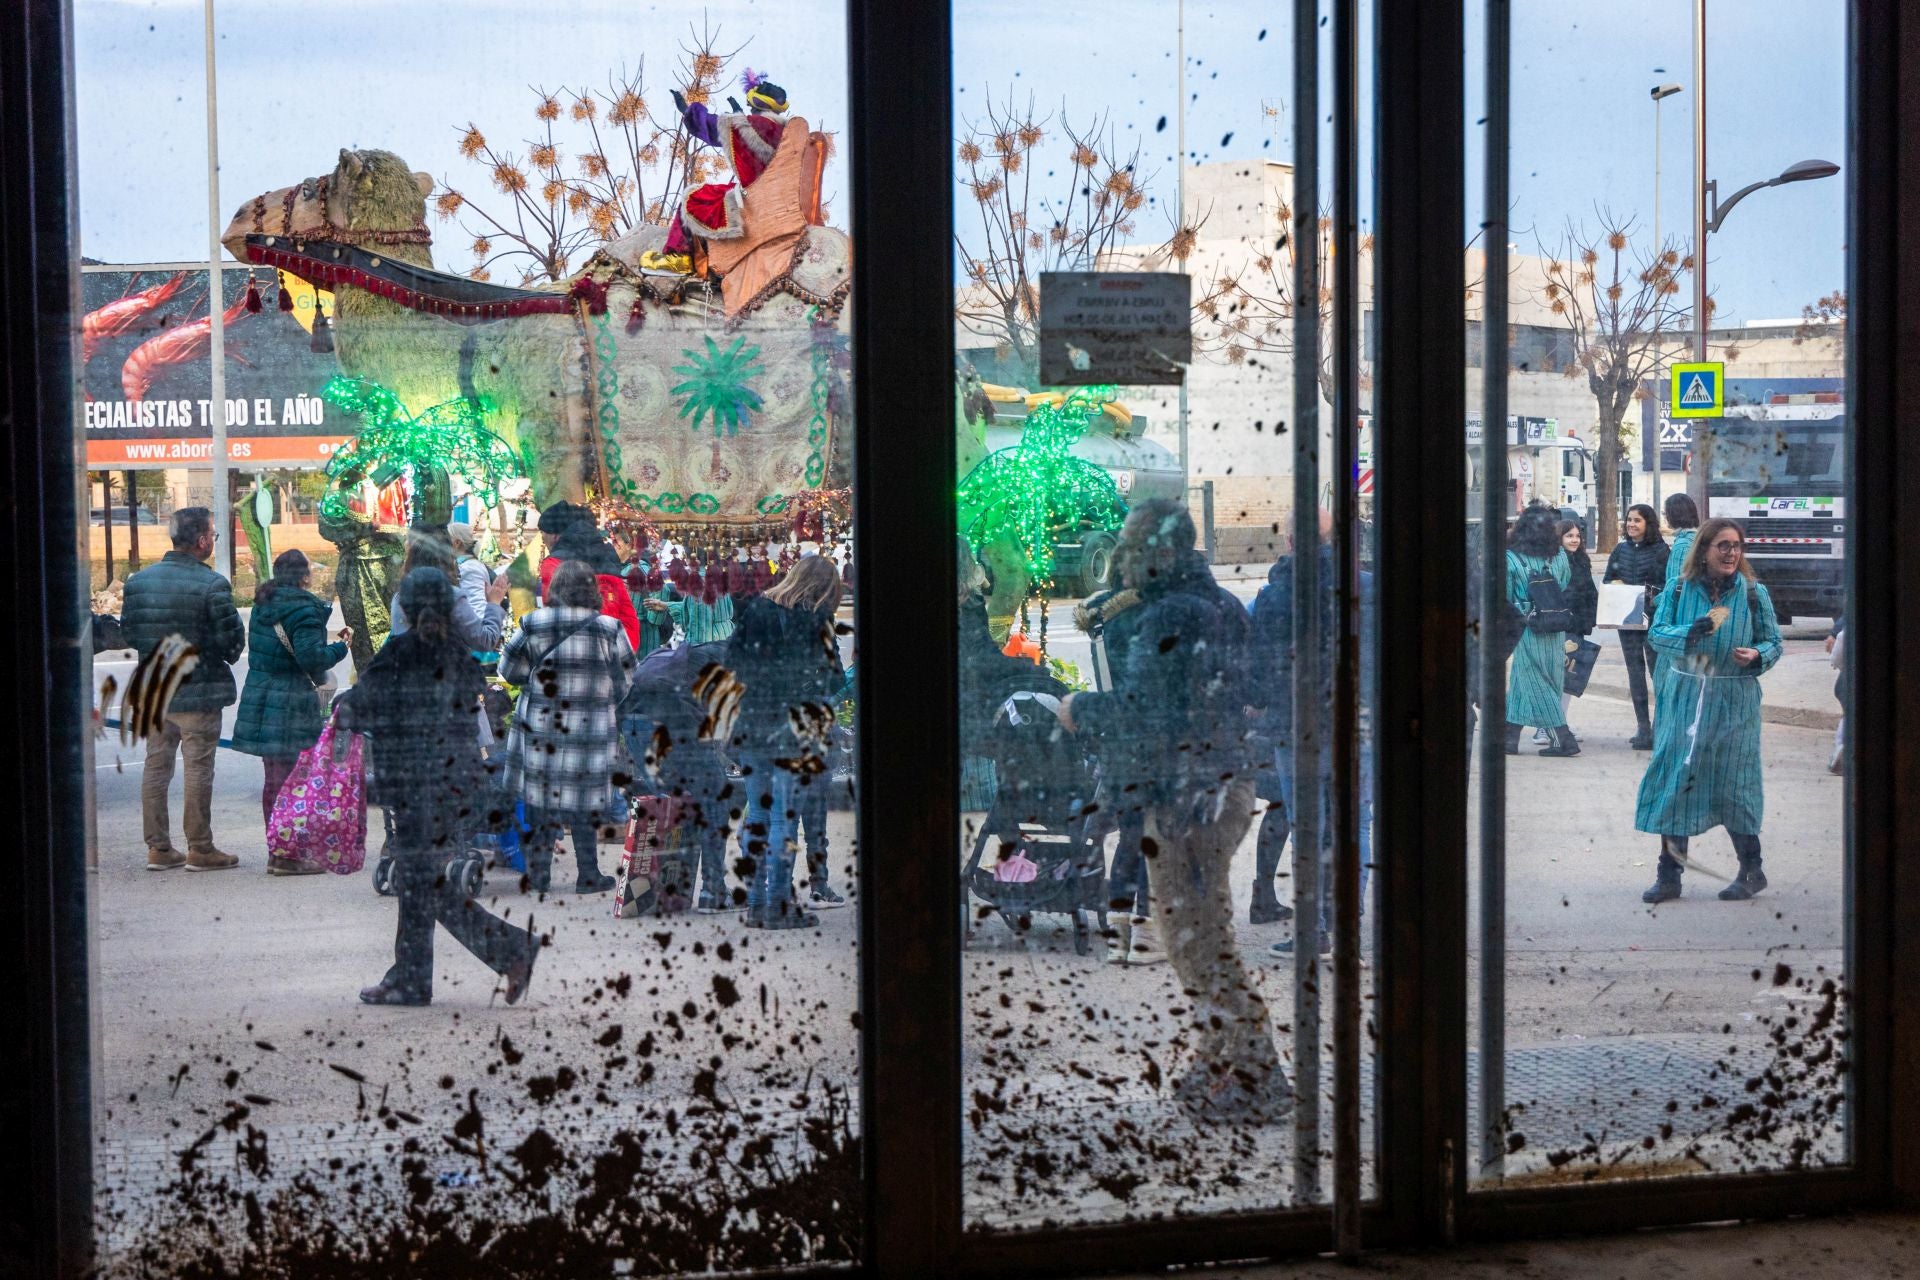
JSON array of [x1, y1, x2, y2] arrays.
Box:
[[671, 334, 766, 437]]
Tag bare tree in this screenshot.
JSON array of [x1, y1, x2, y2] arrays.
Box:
[[436, 23, 750, 283], [1181, 206, 1374, 404], [1793, 288, 1846, 361], [1536, 216, 1692, 550], [953, 92, 1153, 383]]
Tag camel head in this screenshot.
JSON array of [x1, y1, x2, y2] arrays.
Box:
[[222, 148, 434, 264]]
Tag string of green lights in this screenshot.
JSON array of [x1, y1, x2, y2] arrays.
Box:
[[319, 375, 523, 524], [956, 384, 1127, 582]]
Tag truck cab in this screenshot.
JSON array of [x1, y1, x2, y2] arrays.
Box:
[[1466, 414, 1598, 532], [1707, 399, 1845, 622]]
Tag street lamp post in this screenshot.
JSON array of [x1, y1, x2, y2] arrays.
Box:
[[1176, 0, 1190, 497], [1650, 82, 1681, 515], [1687, 0, 1839, 506], [203, 0, 231, 581]]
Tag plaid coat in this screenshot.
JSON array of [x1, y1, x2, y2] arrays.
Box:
[[500, 606, 636, 823]]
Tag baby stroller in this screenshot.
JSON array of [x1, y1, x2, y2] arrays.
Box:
[[961, 691, 1108, 955], [613, 641, 734, 916], [365, 733, 520, 900]]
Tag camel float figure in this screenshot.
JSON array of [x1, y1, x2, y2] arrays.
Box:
[[221, 141, 853, 533]]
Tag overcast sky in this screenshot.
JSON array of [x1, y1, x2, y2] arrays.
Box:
[[76, 0, 1843, 323]]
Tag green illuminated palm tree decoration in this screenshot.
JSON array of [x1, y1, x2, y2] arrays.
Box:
[[672, 334, 766, 437], [957, 384, 1126, 582], [319, 376, 523, 522]]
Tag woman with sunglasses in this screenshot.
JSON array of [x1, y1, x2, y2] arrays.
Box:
[[1636, 518, 1783, 904]]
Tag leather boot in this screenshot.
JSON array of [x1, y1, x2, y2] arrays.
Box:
[[1250, 806, 1291, 924], [1539, 725, 1582, 757], [1503, 723, 1524, 755], [1641, 848, 1684, 903], [1629, 693, 1654, 749], [1718, 839, 1768, 900]]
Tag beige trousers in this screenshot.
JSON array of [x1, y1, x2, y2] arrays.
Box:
[[1147, 775, 1288, 1112], [141, 709, 222, 854]]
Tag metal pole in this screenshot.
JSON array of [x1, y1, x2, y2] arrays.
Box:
[[203, 0, 231, 581], [1689, 0, 1710, 509], [1176, 0, 1191, 489], [1652, 95, 1663, 515], [100, 474, 114, 584], [126, 469, 142, 569], [1478, 0, 1512, 1183], [1329, 0, 1363, 1254], [1290, 0, 1324, 1209]]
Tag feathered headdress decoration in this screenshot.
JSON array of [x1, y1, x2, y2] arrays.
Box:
[[741, 68, 767, 93]]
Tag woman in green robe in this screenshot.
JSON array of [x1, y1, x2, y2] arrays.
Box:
[[649, 551, 738, 645], [1503, 506, 1578, 757], [1651, 492, 1702, 693], [1637, 518, 1783, 904], [627, 558, 676, 657]]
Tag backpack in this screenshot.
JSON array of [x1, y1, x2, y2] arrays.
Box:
[[1523, 566, 1575, 634]]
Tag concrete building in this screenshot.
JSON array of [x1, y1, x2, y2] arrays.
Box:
[[959, 159, 1844, 559]]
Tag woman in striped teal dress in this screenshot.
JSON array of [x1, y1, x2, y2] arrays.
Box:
[[1637, 517, 1783, 903], [1503, 506, 1579, 757], [1651, 493, 1702, 692], [654, 576, 737, 645]]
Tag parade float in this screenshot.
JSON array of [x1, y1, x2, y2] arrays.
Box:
[[218, 70, 1136, 658], [217, 70, 852, 649], [221, 107, 851, 546]]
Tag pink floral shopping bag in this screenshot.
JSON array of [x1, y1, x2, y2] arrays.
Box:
[[266, 713, 367, 874]]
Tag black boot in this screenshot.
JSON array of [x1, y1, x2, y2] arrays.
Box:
[[1250, 805, 1292, 924], [1539, 725, 1581, 757], [1641, 849, 1684, 903], [1503, 723, 1523, 755], [1718, 835, 1767, 900], [1629, 693, 1654, 749]]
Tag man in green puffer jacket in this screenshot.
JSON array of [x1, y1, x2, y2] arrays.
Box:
[[121, 507, 247, 871]]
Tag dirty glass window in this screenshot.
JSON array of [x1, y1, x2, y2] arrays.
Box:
[[79, 3, 860, 1273], [951, 0, 1378, 1228], [1466, 0, 1850, 1186]]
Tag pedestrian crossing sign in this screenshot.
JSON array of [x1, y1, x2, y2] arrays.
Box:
[[1669, 361, 1724, 418]]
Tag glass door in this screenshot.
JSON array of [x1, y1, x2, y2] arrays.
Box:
[[73, 3, 866, 1273], [1466, 0, 1855, 1193], [948, 0, 1379, 1241]]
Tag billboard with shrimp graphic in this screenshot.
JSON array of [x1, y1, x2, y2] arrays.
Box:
[[80, 263, 350, 467]]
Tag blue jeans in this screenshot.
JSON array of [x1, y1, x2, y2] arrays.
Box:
[[520, 809, 603, 888], [738, 749, 801, 912], [1107, 807, 1151, 916], [1275, 744, 1373, 932], [796, 769, 831, 884]]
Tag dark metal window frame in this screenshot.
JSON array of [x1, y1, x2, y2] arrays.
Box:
[[4, 0, 1916, 1277]]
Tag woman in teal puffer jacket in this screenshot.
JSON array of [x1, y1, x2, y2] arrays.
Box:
[[232, 550, 349, 869]]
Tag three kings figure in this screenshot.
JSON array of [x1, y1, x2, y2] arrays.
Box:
[[640, 71, 793, 276]]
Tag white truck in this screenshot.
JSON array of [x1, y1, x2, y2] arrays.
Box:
[[1466, 413, 1597, 530]]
